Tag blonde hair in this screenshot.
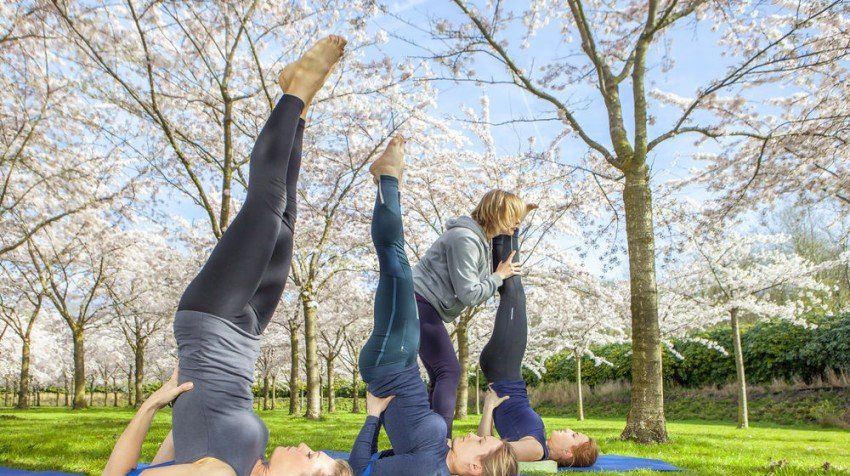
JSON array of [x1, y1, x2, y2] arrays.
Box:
[[480, 440, 518, 476], [471, 190, 536, 238], [554, 439, 600, 468], [326, 459, 353, 476]]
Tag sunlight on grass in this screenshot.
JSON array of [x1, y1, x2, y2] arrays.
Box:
[[1, 408, 849, 475]]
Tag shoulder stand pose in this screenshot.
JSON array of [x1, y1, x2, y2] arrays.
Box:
[[477, 230, 600, 467], [348, 137, 517, 476], [413, 190, 532, 438], [103, 36, 353, 476]]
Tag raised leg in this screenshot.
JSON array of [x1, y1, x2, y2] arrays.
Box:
[[479, 229, 527, 382]]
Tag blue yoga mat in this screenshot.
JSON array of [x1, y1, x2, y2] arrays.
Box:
[[322, 451, 681, 473], [2, 453, 681, 475]]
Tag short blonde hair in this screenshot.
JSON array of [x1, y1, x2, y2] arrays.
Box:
[[327, 459, 353, 476], [471, 190, 536, 238], [481, 440, 518, 476], [554, 439, 599, 467]]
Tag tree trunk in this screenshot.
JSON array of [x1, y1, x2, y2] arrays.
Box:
[[289, 325, 300, 415], [64, 375, 69, 407], [730, 308, 749, 429], [454, 317, 469, 420], [113, 377, 118, 407], [262, 374, 269, 411], [16, 336, 31, 409], [4, 376, 9, 406], [134, 341, 145, 408], [326, 356, 336, 413], [88, 375, 94, 407], [475, 366, 480, 415], [302, 298, 321, 419], [576, 350, 585, 421], [36, 385, 40, 406], [620, 165, 667, 443], [351, 359, 360, 413], [55, 389, 60, 407], [72, 330, 87, 409], [127, 366, 133, 407], [271, 376, 276, 410]]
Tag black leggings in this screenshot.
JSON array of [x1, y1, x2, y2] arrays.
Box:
[[479, 230, 526, 381], [178, 94, 304, 335]]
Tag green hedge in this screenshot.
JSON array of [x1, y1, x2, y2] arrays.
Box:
[[534, 313, 850, 389]]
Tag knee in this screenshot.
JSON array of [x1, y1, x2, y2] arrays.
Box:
[[436, 356, 461, 385]]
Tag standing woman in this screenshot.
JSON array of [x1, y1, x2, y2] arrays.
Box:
[[413, 191, 534, 437], [348, 137, 517, 476], [103, 36, 353, 476]]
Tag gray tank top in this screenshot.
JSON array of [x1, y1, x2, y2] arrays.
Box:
[[171, 310, 268, 476]]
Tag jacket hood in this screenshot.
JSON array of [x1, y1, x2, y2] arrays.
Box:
[[446, 216, 488, 243]]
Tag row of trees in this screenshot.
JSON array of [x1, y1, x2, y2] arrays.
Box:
[[1, 0, 848, 444]]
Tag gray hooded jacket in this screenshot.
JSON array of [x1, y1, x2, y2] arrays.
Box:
[[413, 216, 503, 323]]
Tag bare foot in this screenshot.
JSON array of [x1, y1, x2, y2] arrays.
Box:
[[370, 135, 406, 183], [279, 35, 346, 113]]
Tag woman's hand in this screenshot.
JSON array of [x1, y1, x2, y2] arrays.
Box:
[[483, 385, 509, 411], [495, 250, 522, 280], [143, 366, 193, 411], [366, 391, 395, 418]]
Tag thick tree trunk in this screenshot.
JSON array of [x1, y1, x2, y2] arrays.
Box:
[[16, 336, 31, 409], [730, 308, 749, 428], [72, 330, 87, 409], [289, 325, 300, 415], [326, 357, 336, 413], [134, 341, 145, 408], [454, 317, 469, 420], [576, 350, 584, 421], [302, 298, 320, 419], [620, 165, 667, 443]]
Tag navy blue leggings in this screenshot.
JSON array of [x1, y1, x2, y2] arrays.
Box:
[[178, 94, 304, 335], [417, 295, 461, 438], [359, 176, 420, 382]]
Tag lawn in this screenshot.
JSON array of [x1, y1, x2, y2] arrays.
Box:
[[1, 407, 848, 475]]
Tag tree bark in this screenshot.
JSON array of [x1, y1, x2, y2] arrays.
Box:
[[16, 336, 31, 409], [271, 375, 276, 410], [351, 358, 360, 413], [262, 374, 269, 411], [289, 325, 300, 415], [63, 375, 69, 407], [326, 356, 336, 413], [4, 376, 9, 407], [454, 316, 469, 420], [730, 308, 749, 428], [55, 389, 60, 407], [302, 297, 320, 419], [620, 165, 667, 442], [475, 366, 480, 415], [134, 340, 145, 408], [126, 366, 133, 407], [72, 330, 87, 409], [88, 374, 94, 407], [576, 350, 585, 421], [113, 377, 118, 407]]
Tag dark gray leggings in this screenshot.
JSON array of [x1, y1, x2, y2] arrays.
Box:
[[178, 94, 304, 335], [479, 229, 527, 381]]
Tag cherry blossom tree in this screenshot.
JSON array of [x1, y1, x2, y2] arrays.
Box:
[[527, 265, 628, 420], [413, 0, 850, 442], [670, 231, 845, 428]]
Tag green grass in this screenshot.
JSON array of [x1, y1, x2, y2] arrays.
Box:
[[1, 407, 849, 475]]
